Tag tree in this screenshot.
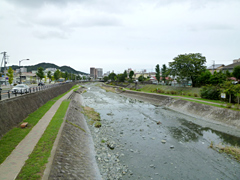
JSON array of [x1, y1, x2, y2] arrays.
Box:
[[36, 67, 45, 82], [232, 65, 240, 80], [54, 69, 61, 82], [129, 71, 134, 80], [222, 81, 235, 103], [161, 64, 167, 83], [108, 73, 117, 81], [83, 76, 86, 80], [7, 67, 14, 86], [138, 75, 146, 82], [47, 71, 52, 83], [155, 64, 160, 83], [209, 71, 226, 85], [103, 76, 108, 82], [123, 70, 128, 79], [234, 84, 240, 104], [117, 74, 125, 82], [76, 75, 81, 80], [197, 70, 212, 86], [169, 53, 206, 87], [225, 70, 231, 78]]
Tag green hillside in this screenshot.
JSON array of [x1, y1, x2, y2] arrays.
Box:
[[10, 62, 88, 75]]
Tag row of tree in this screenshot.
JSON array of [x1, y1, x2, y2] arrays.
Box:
[[5, 67, 86, 85], [103, 70, 135, 82], [36, 67, 85, 82], [155, 53, 240, 88]]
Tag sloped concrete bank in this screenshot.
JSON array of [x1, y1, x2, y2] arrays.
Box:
[[48, 89, 101, 180], [114, 87, 240, 133], [0, 83, 77, 138]]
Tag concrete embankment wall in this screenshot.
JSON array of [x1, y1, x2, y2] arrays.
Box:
[[0, 83, 76, 138], [113, 87, 240, 130]]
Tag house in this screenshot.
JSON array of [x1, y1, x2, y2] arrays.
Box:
[[221, 60, 240, 73], [207, 64, 225, 74]]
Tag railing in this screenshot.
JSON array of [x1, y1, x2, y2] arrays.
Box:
[[0, 83, 69, 101]]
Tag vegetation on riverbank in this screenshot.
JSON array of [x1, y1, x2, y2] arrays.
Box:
[[16, 100, 70, 180], [210, 142, 240, 162], [100, 85, 116, 93], [82, 106, 101, 128]]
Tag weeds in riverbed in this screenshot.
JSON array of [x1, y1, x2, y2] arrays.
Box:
[[82, 106, 101, 121], [95, 122, 102, 128], [82, 106, 101, 128], [217, 145, 240, 161], [100, 86, 116, 93], [209, 142, 240, 162]]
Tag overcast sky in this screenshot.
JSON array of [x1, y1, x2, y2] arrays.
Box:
[[0, 0, 239, 74]]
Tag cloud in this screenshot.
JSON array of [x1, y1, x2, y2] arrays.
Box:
[[33, 30, 68, 39]]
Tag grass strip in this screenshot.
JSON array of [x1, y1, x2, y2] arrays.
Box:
[[16, 100, 70, 180], [66, 120, 86, 133], [0, 100, 55, 164], [179, 98, 226, 108], [52, 84, 79, 101], [0, 84, 78, 164]]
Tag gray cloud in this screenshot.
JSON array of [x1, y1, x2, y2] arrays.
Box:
[[33, 30, 68, 39]]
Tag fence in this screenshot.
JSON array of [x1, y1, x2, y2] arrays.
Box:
[[0, 83, 67, 101]]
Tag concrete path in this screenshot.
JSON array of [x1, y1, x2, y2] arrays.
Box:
[[0, 90, 73, 180]]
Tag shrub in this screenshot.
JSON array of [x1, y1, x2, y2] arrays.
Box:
[[226, 103, 232, 108], [234, 104, 240, 110], [194, 93, 198, 97], [157, 89, 165, 94], [200, 85, 220, 100], [165, 91, 170, 94], [170, 90, 177, 95], [188, 93, 192, 96]]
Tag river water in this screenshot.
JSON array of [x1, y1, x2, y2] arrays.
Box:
[[82, 83, 240, 180]]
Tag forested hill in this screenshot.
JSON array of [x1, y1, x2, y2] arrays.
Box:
[[10, 62, 88, 75]]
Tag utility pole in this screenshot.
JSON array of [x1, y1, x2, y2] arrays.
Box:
[[212, 60, 215, 75], [0, 52, 7, 86]]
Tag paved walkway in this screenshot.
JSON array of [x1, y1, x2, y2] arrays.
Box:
[[0, 90, 73, 180]]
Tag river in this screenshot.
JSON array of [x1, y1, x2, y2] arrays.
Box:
[[82, 83, 240, 180]]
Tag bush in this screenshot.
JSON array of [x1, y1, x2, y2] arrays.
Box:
[[226, 103, 232, 108], [165, 91, 170, 94], [200, 85, 220, 100], [170, 90, 177, 95], [157, 89, 165, 94], [194, 93, 198, 97], [234, 104, 240, 110], [188, 93, 192, 96]]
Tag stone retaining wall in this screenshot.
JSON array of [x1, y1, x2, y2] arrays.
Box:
[[0, 83, 76, 138], [112, 86, 240, 130]]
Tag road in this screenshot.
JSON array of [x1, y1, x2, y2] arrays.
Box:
[[0, 83, 61, 100]]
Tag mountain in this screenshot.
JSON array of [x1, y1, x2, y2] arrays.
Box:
[[10, 62, 88, 75]]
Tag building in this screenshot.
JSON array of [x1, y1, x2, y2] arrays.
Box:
[[96, 68, 103, 78], [222, 58, 240, 73], [207, 64, 225, 74], [233, 58, 240, 63], [90, 67, 103, 79], [90, 67, 95, 79]]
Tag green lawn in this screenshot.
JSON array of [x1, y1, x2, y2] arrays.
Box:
[[16, 100, 70, 180], [0, 100, 55, 164]]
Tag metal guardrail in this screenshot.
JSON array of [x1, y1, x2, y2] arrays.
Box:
[[0, 83, 69, 101]]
